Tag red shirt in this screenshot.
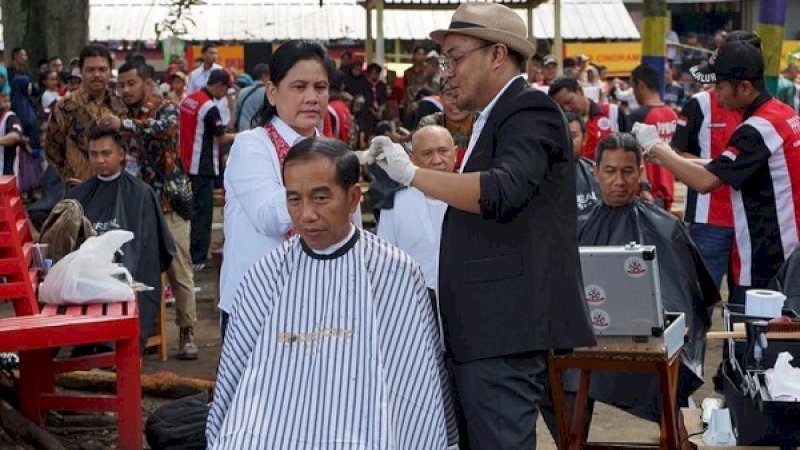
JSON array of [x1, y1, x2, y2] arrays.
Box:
[[627, 105, 679, 211], [583, 101, 624, 160], [323, 99, 353, 144], [706, 94, 800, 288], [671, 88, 741, 227]]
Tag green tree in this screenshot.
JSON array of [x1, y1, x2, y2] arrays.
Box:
[[1, 0, 90, 70]]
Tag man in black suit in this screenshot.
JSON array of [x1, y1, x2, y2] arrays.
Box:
[[367, 3, 596, 448]]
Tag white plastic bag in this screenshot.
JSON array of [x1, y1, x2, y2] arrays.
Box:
[[765, 352, 800, 401], [39, 230, 136, 305]]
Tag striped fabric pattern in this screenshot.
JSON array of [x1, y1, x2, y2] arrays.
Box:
[[727, 100, 800, 287], [207, 230, 457, 449]]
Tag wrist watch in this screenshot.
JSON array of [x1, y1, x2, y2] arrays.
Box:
[[638, 181, 652, 192]]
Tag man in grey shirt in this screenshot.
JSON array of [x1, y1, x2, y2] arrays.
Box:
[[234, 63, 270, 131]]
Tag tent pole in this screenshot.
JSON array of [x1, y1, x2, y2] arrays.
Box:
[[365, 1, 374, 63], [553, 0, 562, 73], [376, 0, 385, 65]]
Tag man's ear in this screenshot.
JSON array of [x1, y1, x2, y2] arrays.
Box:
[[348, 184, 362, 214]]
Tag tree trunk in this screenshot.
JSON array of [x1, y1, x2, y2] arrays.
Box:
[[1, 0, 89, 71]]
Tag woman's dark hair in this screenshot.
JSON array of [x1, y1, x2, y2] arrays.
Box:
[[39, 69, 57, 88], [595, 132, 642, 166], [79, 44, 113, 70], [253, 40, 335, 128], [282, 137, 359, 189]]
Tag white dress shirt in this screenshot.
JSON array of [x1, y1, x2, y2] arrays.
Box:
[[377, 188, 446, 290], [459, 74, 525, 173], [187, 63, 222, 94], [219, 117, 302, 313]]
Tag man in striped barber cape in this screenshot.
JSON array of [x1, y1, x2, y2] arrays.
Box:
[[633, 38, 800, 305], [206, 137, 457, 449]]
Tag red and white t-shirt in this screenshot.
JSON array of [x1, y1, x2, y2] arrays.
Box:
[[626, 104, 678, 210], [582, 101, 624, 160], [706, 94, 800, 288], [178, 88, 225, 176], [671, 88, 741, 227]]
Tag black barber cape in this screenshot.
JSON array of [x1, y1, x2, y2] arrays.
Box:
[[770, 247, 800, 312], [68, 172, 175, 345], [575, 157, 601, 212], [577, 199, 720, 421]]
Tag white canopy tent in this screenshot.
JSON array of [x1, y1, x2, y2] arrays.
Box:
[[7, 0, 638, 43]]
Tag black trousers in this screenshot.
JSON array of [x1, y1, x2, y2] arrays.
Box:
[[450, 350, 565, 450], [190, 175, 215, 265]]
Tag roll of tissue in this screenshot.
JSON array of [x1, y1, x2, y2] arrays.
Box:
[[745, 289, 787, 318]]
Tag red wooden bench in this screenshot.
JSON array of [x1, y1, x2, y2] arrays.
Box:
[[0, 176, 142, 450]]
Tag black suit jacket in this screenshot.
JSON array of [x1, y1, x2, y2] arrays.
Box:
[[438, 77, 596, 363]]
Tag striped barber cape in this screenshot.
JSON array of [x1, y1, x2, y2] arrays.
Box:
[[207, 228, 458, 449]]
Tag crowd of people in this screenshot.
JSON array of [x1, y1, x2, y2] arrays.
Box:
[[1, 1, 799, 448]]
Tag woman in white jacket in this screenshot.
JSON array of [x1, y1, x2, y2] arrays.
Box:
[[219, 40, 336, 336]]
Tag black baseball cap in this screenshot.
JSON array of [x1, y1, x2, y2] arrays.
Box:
[[207, 68, 231, 87], [690, 31, 762, 84]]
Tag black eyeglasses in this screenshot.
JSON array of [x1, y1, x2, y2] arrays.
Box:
[[438, 43, 496, 73]]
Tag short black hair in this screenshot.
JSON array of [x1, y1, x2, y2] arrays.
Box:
[[87, 123, 125, 150], [564, 111, 585, 133], [11, 47, 25, 60], [595, 132, 642, 166], [48, 56, 62, 64], [507, 49, 524, 72], [252, 63, 270, 80], [79, 44, 113, 70], [366, 63, 382, 74], [412, 45, 427, 55], [118, 61, 155, 80], [125, 52, 147, 66], [631, 64, 659, 91], [548, 76, 581, 98], [721, 77, 767, 95], [282, 137, 359, 189], [201, 42, 217, 53]]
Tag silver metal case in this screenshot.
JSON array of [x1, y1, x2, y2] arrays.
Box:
[[579, 243, 665, 336]]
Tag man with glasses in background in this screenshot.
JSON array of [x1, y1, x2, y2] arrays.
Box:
[[367, 3, 595, 448]]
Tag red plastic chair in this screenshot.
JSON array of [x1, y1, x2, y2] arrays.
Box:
[[0, 176, 142, 450]]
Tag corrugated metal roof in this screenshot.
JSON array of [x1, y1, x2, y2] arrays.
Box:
[[360, 0, 548, 8], [70, 0, 640, 42]]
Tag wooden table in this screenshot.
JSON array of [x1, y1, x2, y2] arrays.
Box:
[[549, 337, 684, 450]]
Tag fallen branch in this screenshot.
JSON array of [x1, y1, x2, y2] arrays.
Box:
[[55, 371, 214, 399], [0, 399, 66, 450]]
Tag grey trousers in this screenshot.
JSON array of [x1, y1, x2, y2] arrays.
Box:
[[450, 350, 564, 450]]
